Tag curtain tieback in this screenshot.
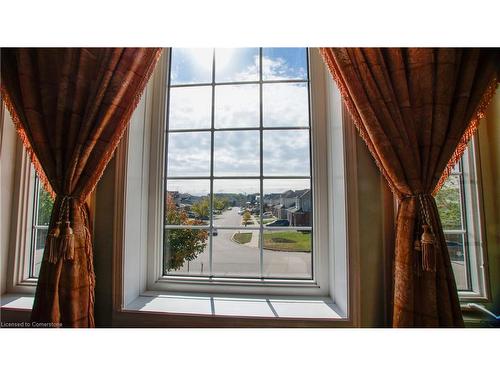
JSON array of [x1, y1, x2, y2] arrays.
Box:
[[403, 193, 438, 273], [47, 195, 78, 264]]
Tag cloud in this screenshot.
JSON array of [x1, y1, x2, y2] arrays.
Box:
[[169, 86, 212, 129], [263, 83, 309, 127], [263, 129, 310, 176], [215, 48, 259, 82], [167, 132, 211, 176], [167, 179, 210, 196], [214, 179, 260, 195], [214, 130, 260, 175], [215, 85, 259, 127], [263, 179, 310, 194], [170, 48, 213, 85]]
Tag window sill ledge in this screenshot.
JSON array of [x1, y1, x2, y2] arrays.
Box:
[[124, 292, 346, 321], [1, 293, 34, 311]]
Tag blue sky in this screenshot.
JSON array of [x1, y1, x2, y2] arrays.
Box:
[[166, 48, 310, 196], [170, 48, 308, 85]]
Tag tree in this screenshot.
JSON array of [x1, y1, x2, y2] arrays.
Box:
[[214, 197, 228, 211], [192, 197, 209, 219], [37, 186, 54, 226], [242, 211, 252, 227], [435, 177, 461, 229], [164, 194, 208, 271]]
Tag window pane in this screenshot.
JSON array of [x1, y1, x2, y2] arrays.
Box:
[[30, 180, 53, 278], [436, 174, 463, 231], [167, 132, 211, 177], [168, 86, 212, 130], [213, 179, 260, 228], [263, 130, 310, 176], [262, 48, 308, 81], [263, 179, 311, 227], [263, 229, 312, 279], [212, 229, 260, 277], [215, 84, 259, 128], [445, 233, 468, 290], [215, 48, 259, 83], [164, 228, 209, 276], [32, 228, 48, 278], [263, 83, 309, 127], [170, 48, 213, 85], [452, 161, 461, 174], [214, 130, 260, 176], [166, 180, 210, 225], [36, 186, 53, 225]]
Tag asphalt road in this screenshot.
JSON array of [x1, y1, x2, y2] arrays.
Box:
[[171, 207, 312, 278]]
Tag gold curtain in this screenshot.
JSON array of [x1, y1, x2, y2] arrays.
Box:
[[320, 48, 499, 327], [1, 48, 162, 327]]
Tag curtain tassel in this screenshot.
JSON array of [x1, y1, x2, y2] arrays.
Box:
[[421, 224, 436, 272], [47, 221, 61, 264], [59, 221, 75, 261]]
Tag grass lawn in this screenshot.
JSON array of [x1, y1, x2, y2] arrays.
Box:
[[263, 231, 311, 252], [233, 232, 252, 244], [255, 217, 275, 224]]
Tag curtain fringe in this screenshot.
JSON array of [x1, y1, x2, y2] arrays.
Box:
[[80, 204, 95, 327], [432, 77, 498, 196], [319, 48, 402, 199], [0, 87, 56, 200]]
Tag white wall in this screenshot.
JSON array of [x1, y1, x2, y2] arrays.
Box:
[[0, 105, 19, 295]]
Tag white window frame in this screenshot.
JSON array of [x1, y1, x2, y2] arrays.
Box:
[[453, 137, 491, 302], [156, 49, 324, 290], [5, 137, 39, 294], [117, 48, 360, 321]]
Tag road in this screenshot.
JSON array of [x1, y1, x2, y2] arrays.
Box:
[[171, 207, 311, 278]]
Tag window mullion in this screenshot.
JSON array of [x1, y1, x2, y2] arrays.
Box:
[[209, 48, 216, 277], [259, 47, 264, 279], [458, 160, 472, 290], [29, 177, 40, 278]]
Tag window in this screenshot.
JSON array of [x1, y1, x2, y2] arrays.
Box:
[[4, 137, 54, 293], [29, 176, 53, 278], [163, 48, 313, 280], [436, 139, 489, 300], [121, 47, 350, 318]]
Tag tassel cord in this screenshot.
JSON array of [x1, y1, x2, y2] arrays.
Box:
[[417, 194, 438, 272]]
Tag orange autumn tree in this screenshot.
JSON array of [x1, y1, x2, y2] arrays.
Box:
[[164, 193, 209, 271]]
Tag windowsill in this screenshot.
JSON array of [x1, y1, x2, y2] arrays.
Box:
[[1, 293, 34, 311], [124, 292, 345, 320]]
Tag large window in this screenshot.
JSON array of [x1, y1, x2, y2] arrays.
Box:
[[436, 139, 489, 299], [163, 48, 313, 280]]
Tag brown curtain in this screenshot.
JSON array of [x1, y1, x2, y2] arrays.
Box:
[[320, 48, 499, 327], [1, 48, 162, 327]]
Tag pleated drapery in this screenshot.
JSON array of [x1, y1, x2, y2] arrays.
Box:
[[320, 48, 499, 327], [1, 48, 162, 327]]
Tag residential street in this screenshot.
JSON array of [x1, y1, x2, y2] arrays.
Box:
[[171, 207, 312, 278]]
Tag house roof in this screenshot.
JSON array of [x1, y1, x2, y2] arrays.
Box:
[[298, 189, 311, 199], [280, 189, 309, 199]]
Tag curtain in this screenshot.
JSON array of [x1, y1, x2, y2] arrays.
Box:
[[1, 48, 162, 327], [320, 48, 499, 327]]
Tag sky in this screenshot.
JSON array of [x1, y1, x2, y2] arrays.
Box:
[[166, 48, 311, 196]]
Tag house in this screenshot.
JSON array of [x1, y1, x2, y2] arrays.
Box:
[[263, 193, 281, 207], [279, 190, 301, 208], [286, 189, 312, 226]]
